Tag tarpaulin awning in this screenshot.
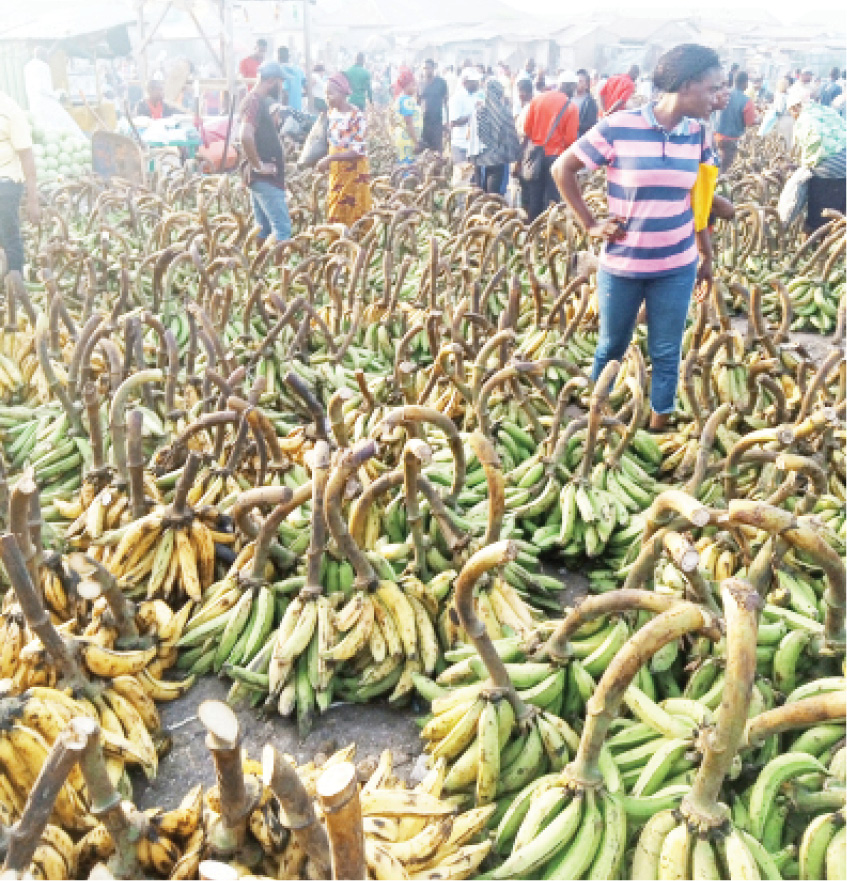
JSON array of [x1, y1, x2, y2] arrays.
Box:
[[0, 1, 135, 42]]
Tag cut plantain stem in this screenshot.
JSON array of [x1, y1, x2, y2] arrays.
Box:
[[2, 721, 88, 874], [454, 540, 528, 719], [316, 761, 367, 881], [198, 700, 260, 862], [467, 432, 505, 546], [324, 440, 379, 591], [263, 744, 331, 877], [74, 717, 145, 880]]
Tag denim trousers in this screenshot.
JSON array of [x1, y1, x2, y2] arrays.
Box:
[[249, 180, 292, 242], [526, 154, 561, 222], [0, 180, 24, 272], [591, 263, 698, 414]]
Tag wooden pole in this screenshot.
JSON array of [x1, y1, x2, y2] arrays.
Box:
[[221, 0, 236, 113], [316, 762, 366, 881], [303, 0, 314, 110], [135, 0, 149, 86]]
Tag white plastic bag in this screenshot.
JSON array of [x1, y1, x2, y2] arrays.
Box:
[[778, 166, 812, 226]]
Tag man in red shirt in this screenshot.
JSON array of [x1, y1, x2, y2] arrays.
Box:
[[599, 64, 639, 114], [239, 39, 268, 81], [521, 70, 579, 221]]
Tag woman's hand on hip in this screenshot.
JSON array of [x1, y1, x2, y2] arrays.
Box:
[[588, 216, 627, 243], [694, 257, 713, 302]]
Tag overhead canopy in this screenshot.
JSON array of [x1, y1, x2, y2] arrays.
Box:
[[0, 0, 135, 43]]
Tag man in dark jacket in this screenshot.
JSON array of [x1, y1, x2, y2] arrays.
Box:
[[574, 69, 598, 137]]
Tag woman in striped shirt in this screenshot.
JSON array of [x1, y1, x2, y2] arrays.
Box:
[[553, 44, 723, 432]]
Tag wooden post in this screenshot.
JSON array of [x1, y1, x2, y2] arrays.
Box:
[[135, 0, 148, 86], [221, 0, 236, 113], [316, 762, 366, 881], [303, 0, 314, 111]]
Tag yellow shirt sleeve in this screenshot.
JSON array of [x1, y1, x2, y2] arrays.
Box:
[[7, 100, 33, 151]]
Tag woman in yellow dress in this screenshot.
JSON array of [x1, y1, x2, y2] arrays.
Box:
[[316, 72, 372, 226]]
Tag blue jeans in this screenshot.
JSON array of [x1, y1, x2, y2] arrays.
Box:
[[0, 180, 24, 272], [249, 180, 291, 242], [592, 263, 697, 415]]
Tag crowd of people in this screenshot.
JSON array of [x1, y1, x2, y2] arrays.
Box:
[[235, 44, 845, 241], [0, 36, 843, 440], [229, 42, 844, 436]]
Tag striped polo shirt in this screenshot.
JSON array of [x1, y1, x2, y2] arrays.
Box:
[[569, 103, 714, 277]]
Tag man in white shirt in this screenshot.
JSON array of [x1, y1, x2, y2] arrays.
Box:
[[449, 67, 483, 184]]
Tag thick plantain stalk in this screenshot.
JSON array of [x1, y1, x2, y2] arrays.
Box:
[[325, 440, 379, 591], [577, 360, 618, 482], [75, 717, 145, 879], [379, 406, 466, 504], [467, 432, 505, 545], [263, 745, 331, 877], [566, 601, 719, 787], [70, 553, 143, 648], [2, 721, 88, 875], [680, 579, 760, 830], [544, 589, 686, 662], [198, 700, 260, 862], [727, 499, 846, 649], [109, 368, 164, 483], [403, 439, 431, 578], [723, 424, 795, 500], [316, 761, 366, 881], [454, 539, 530, 720], [0, 533, 90, 693], [643, 489, 712, 540], [744, 691, 846, 747]]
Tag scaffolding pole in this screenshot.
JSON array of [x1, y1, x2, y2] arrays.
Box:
[[303, 0, 314, 110]]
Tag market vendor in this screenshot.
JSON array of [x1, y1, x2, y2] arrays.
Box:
[[135, 81, 180, 120], [0, 91, 40, 275]]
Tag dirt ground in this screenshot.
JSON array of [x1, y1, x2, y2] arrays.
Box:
[[132, 566, 588, 811], [134, 324, 839, 811]]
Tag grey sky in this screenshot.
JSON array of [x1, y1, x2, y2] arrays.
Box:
[[501, 0, 846, 26]]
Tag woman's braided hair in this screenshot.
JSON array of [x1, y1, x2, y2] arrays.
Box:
[[653, 44, 722, 93]]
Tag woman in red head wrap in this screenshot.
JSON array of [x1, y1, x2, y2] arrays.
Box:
[[316, 72, 372, 225], [392, 66, 422, 165]]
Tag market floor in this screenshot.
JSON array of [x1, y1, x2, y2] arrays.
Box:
[[132, 565, 589, 810]]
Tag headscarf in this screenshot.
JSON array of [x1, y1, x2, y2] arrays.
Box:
[[476, 79, 515, 151], [393, 66, 415, 98], [327, 72, 352, 96], [786, 83, 810, 109]]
